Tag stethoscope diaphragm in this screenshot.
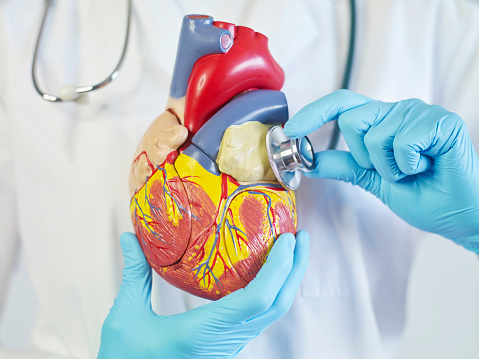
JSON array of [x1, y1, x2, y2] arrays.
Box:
[[266, 126, 315, 190]]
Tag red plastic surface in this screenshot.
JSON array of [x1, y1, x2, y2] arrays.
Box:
[[183, 23, 285, 136]]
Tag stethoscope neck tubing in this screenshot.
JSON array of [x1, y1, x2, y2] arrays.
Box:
[[341, 0, 356, 91], [32, 0, 57, 101], [328, 0, 356, 150], [31, 0, 132, 102]]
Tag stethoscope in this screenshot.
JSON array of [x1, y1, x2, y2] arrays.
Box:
[[31, 0, 356, 190], [31, 0, 132, 102], [269, 0, 356, 190]]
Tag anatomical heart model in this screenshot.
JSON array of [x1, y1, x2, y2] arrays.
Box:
[[129, 15, 297, 300]]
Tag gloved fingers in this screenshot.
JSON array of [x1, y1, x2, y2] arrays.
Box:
[[116, 232, 152, 308], [339, 99, 430, 181], [283, 90, 372, 139], [305, 150, 382, 197], [392, 100, 461, 173], [393, 136, 432, 175], [337, 101, 389, 169], [362, 110, 406, 181], [215, 233, 296, 324], [243, 230, 310, 330]]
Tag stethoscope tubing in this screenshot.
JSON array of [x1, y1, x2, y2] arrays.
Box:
[[328, 0, 356, 150], [31, 0, 132, 102]]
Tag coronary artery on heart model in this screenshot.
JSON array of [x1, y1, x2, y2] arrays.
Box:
[[129, 15, 297, 300]]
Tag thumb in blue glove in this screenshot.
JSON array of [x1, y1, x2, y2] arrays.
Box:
[[284, 90, 479, 253], [98, 231, 309, 359]]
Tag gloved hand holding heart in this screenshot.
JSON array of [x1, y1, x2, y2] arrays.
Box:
[[129, 15, 296, 300]]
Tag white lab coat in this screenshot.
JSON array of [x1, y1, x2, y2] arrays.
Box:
[[1, 0, 478, 358]]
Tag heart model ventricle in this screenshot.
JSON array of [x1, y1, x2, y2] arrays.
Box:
[[131, 151, 296, 300]]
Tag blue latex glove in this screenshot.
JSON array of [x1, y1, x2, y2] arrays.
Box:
[[98, 231, 309, 359], [284, 90, 479, 253]]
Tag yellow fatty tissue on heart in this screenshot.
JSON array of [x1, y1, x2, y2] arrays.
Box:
[[216, 121, 277, 182]]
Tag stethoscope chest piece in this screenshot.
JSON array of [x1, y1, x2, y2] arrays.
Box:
[[266, 126, 315, 190]]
